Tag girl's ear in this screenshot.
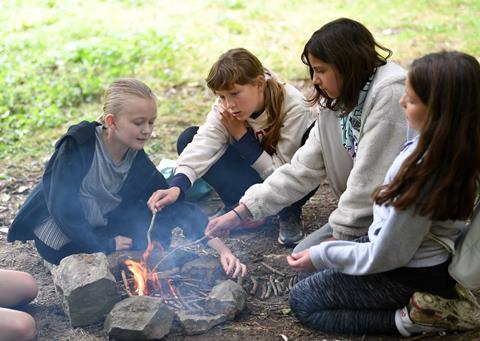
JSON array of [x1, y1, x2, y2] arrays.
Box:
[[104, 114, 116, 128], [256, 75, 266, 90]]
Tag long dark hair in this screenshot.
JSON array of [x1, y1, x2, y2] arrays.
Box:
[[206, 48, 285, 154], [301, 18, 392, 114], [373, 51, 480, 220]]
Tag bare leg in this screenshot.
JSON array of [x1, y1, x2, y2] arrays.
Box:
[[0, 270, 37, 341], [0, 308, 36, 341], [0, 270, 38, 307]]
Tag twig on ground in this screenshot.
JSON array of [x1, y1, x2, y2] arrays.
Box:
[[260, 261, 285, 277], [264, 282, 272, 299], [269, 275, 278, 296], [250, 276, 258, 295], [260, 282, 268, 300]]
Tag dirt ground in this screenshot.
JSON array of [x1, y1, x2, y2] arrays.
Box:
[[2, 161, 480, 341]]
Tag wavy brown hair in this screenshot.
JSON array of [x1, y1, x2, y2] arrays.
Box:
[[301, 18, 392, 114], [373, 51, 480, 221], [206, 48, 285, 154]]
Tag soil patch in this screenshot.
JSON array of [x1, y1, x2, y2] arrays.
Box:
[[1, 164, 478, 340]]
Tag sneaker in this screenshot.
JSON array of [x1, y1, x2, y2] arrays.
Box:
[[407, 291, 480, 331], [278, 215, 304, 246], [395, 306, 444, 337]]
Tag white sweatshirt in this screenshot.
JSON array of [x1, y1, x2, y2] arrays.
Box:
[[241, 62, 408, 240], [174, 82, 316, 183]]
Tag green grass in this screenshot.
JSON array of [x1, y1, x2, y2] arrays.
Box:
[[1, 0, 479, 164]]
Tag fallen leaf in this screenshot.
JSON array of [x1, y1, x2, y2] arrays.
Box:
[[16, 186, 29, 194], [1, 193, 10, 202]]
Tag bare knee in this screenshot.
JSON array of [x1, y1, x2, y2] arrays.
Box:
[[0, 309, 36, 341], [22, 273, 38, 304]]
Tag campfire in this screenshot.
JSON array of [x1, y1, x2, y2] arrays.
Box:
[[120, 241, 211, 312], [51, 234, 247, 339]]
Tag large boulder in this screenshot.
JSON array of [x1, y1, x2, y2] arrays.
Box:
[[52, 253, 121, 327]]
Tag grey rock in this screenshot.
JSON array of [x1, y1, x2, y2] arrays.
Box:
[[205, 280, 246, 319], [175, 310, 227, 335], [105, 296, 174, 340], [52, 253, 121, 327], [180, 255, 226, 286]]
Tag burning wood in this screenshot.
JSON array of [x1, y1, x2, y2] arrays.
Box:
[[121, 240, 217, 312], [121, 270, 132, 297]]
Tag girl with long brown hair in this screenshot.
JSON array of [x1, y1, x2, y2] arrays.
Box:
[[148, 48, 316, 246], [286, 51, 480, 336], [206, 19, 407, 248]]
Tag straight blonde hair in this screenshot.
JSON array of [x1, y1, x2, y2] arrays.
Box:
[[98, 78, 157, 123]]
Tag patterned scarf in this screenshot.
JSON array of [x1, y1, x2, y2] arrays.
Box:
[[340, 71, 376, 158]]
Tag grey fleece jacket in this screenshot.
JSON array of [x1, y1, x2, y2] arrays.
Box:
[[240, 62, 408, 240], [309, 138, 465, 274]]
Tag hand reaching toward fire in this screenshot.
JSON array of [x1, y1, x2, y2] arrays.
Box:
[[205, 211, 240, 239], [287, 249, 315, 273], [220, 252, 247, 279], [207, 237, 246, 278], [148, 187, 181, 212], [115, 235, 133, 251]]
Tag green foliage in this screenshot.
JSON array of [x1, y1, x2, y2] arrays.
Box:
[[0, 29, 180, 155], [0, 0, 478, 162]]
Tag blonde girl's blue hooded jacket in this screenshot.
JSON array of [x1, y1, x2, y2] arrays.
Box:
[[8, 121, 206, 254]]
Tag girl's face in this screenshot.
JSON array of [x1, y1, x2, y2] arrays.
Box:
[[110, 96, 157, 150], [308, 53, 343, 99], [215, 78, 265, 121], [400, 77, 428, 130]]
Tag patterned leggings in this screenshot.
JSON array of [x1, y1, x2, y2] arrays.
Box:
[[288, 269, 415, 335]]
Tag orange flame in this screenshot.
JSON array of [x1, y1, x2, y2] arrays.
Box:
[[123, 241, 163, 296]]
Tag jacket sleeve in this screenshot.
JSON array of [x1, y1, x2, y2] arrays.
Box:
[[240, 119, 326, 219], [174, 107, 230, 184], [329, 84, 407, 240], [251, 98, 314, 179], [42, 137, 116, 253], [310, 205, 431, 274]]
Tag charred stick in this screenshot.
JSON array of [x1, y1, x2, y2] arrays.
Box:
[[269, 275, 278, 296], [121, 270, 133, 296], [260, 261, 285, 277], [250, 276, 258, 295]]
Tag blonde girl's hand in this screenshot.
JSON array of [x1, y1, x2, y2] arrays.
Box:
[[205, 210, 242, 239], [220, 252, 247, 278], [287, 249, 315, 273], [114, 235, 133, 251], [147, 187, 181, 212], [218, 106, 248, 140]]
